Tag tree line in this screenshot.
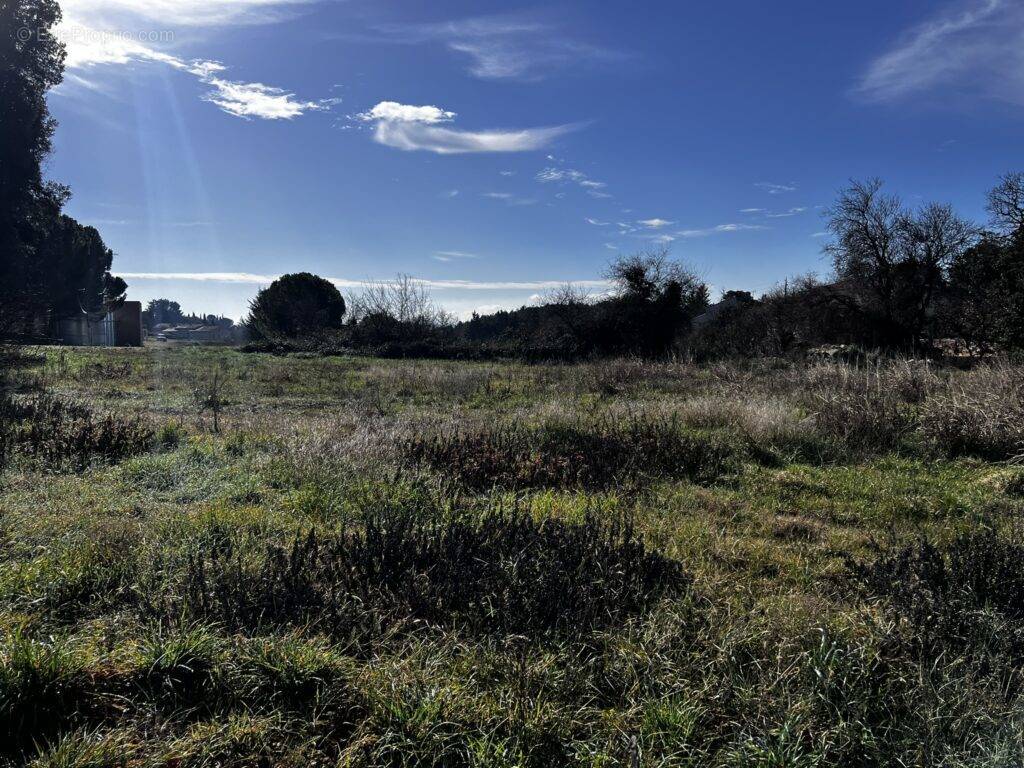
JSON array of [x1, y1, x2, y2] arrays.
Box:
[[1, 0, 126, 341], [239, 172, 1024, 362]]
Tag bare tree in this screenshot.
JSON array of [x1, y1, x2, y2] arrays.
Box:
[[826, 179, 976, 348], [193, 366, 229, 434], [349, 274, 452, 326], [987, 171, 1024, 235]]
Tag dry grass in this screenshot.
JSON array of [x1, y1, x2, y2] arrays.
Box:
[[2, 346, 1024, 766]]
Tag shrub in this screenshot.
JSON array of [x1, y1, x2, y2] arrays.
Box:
[[850, 530, 1024, 663], [158, 510, 686, 640], [402, 417, 738, 490], [8, 394, 153, 471]]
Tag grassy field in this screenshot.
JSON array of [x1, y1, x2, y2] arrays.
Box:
[[2, 346, 1024, 767]]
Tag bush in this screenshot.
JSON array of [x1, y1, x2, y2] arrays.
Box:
[[851, 530, 1024, 663], [157, 510, 686, 640], [402, 417, 738, 490], [7, 394, 153, 471]]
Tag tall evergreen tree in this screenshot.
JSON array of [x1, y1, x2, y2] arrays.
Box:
[[0, 0, 66, 337]]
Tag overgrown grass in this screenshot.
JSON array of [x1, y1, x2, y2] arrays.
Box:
[[2, 393, 152, 471], [148, 510, 685, 641], [2, 347, 1024, 766], [402, 417, 739, 490]]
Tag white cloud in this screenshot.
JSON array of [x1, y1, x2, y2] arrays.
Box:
[[740, 207, 767, 214], [765, 207, 809, 218], [482, 192, 536, 206], [856, 0, 1024, 104], [434, 251, 480, 261], [62, 0, 313, 27], [118, 272, 612, 291], [755, 182, 798, 195], [536, 166, 609, 197], [372, 15, 623, 81], [676, 223, 768, 238], [356, 101, 456, 124], [810, 231, 829, 238], [586, 218, 609, 226], [500, 170, 516, 176], [638, 218, 674, 229], [55, 15, 331, 120], [357, 102, 575, 154], [203, 78, 326, 120], [537, 167, 586, 183]]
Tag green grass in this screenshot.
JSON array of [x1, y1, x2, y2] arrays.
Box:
[[1, 346, 1023, 766]]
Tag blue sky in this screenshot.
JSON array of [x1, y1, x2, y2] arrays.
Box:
[[48, 0, 1024, 320]]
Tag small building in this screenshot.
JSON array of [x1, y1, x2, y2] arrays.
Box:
[[54, 302, 144, 347]]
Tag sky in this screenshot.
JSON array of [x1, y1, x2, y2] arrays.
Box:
[[45, 0, 1024, 321]]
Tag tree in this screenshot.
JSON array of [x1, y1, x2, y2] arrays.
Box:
[[987, 171, 1024, 236], [0, 1, 126, 340], [825, 179, 975, 350], [36, 215, 126, 317], [349, 274, 451, 326], [604, 249, 709, 356], [946, 173, 1024, 353], [142, 299, 185, 330], [247, 273, 346, 340], [0, 0, 65, 336]]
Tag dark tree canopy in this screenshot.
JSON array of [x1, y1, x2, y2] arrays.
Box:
[[247, 273, 347, 339], [825, 179, 976, 349], [0, 0, 127, 339], [143, 299, 185, 329]]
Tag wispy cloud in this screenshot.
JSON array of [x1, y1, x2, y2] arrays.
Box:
[[55, 14, 332, 120], [432, 253, 479, 266], [369, 14, 624, 81], [676, 223, 768, 238], [433, 250, 481, 262], [585, 217, 610, 226], [355, 101, 576, 154], [856, 0, 1024, 104], [638, 218, 674, 229], [482, 192, 537, 206], [62, 0, 315, 27], [118, 272, 612, 291], [765, 207, 808, 218], [740, 207, 767, 214], [536, 166, 609, 198], [755, 182, 798, 195]]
